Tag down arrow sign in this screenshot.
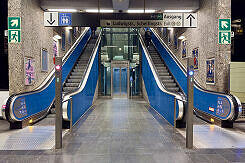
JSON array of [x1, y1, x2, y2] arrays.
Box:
[[47, 13, 55, 25], [186, 14, 195, 27]]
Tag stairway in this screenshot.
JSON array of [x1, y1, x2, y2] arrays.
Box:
[[62, 34, 98, 93], [147, 44, 181, 93]]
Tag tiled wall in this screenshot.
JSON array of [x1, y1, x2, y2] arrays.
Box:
[[8, 0, 84, 95], [154, 0, 231, 93]]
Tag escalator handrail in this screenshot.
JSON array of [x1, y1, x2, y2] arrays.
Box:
[[62, 31, 101, 120], [6, 28, 90, 122], [151, 28, 242, 120], [139, 34, 184, 120]]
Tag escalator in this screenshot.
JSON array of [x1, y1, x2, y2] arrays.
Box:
[[148, 46, 182, 93], [63, 36, 98, 93], [140, 28, 243, 128], [4, 28, 100, 129]]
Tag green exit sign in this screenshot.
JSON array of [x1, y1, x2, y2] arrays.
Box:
[[8, 17, 21, 30], [219, 19, 231, 31]]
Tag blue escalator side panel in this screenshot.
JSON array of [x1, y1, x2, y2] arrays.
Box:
[[151, 31, 233, 120], [67, 48, 99, 125], [141, 45, 179, 126], [12, 30, 91, 121]]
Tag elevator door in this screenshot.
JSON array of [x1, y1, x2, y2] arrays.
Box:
[[112, 66, 129, 98]]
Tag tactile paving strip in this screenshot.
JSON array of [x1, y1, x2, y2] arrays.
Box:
[[0, 126, 68, 150]]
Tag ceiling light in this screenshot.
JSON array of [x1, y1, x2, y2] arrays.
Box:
[[178, 36, 185, 40], [86, 9, 99, 13], [47, 9, 78, 12], [127, 10, 156, 13], [145, 10, 156, 13], [53, 35, 62, 40], [164, 10, 193, 13], [86, 9, 114, 13], [100, 9, 114, 13], [66, 27, 73, 30]]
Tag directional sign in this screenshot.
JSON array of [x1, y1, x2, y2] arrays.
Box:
[[8, 30, 21, 43], [219, 32, 231, 44], [219, 19, 231, 31], [162, 13, 183, 27], [44, 12, 58, 26], [59, 13, 72, 26], [218, 19, 231, 44], [184, 13, 197, 27], [8, 17, 21, 30]]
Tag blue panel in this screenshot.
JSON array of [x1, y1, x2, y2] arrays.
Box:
[[121, 68, 127, 95], [59, 13, 72, 26], [11, 29, 92, 121], [66, 47, 99, 125], [151, 31, 233, 120], [113, 68, 120, 95], [141, 44, 179, 126]]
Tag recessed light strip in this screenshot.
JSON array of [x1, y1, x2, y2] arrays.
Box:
[[47, 9, 78, 12], [164, 10, 193, 13], [85, 9, 114, 13]]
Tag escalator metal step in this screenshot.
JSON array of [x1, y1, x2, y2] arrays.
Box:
[[167, 87, 179, 92], [162, 79, 174, 83], [67, 79, 81, 83], [65, 83, 80, 87]]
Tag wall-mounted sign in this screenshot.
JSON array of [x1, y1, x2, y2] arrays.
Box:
[[100, 20, 165, 27], [44, 12, 58, 26], [183, 13, 197, 28], [206, 58, 215, 84], [43, 12, 198, 28], [59, 13, 72, 26], [162, 13, 183, 27], [24, 57, 35, 85], [182, 40, 187, 58], [219, 19, 231, 44], [41, 48, 48, 72], [192, 48, 199, 70], [8, 17, 21, 43]]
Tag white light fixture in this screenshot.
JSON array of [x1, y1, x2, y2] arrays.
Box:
[[66, 27, 73, 30], [100, 9, 114, 13], [145, 10, 156, 13], [53, 35, 62, 40], [164, 10, 193, 13], [86, 9, 114, 13], [178, 36, 185, 40], [127, 9, 156, 13], [47, 9, 78, 12]]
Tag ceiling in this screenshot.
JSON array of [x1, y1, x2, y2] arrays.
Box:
[[40, 0, 200, 12]]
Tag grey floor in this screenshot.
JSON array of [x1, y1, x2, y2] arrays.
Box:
[[0, 98, 245, 162]]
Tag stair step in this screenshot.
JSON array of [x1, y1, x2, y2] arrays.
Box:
[[69, 75, 83, 79], [167, 87, 179, 92], [160, 76, 172, 80], [67, 79, 81, 83], [65, 83, 80, 87], [164, 83, 177, 87], [71, 72, 83, 75], [158, 72, 169, 76], [162, 79, 174, 83], [73, 69, 85, 72], [63, 87, 77, 92]]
